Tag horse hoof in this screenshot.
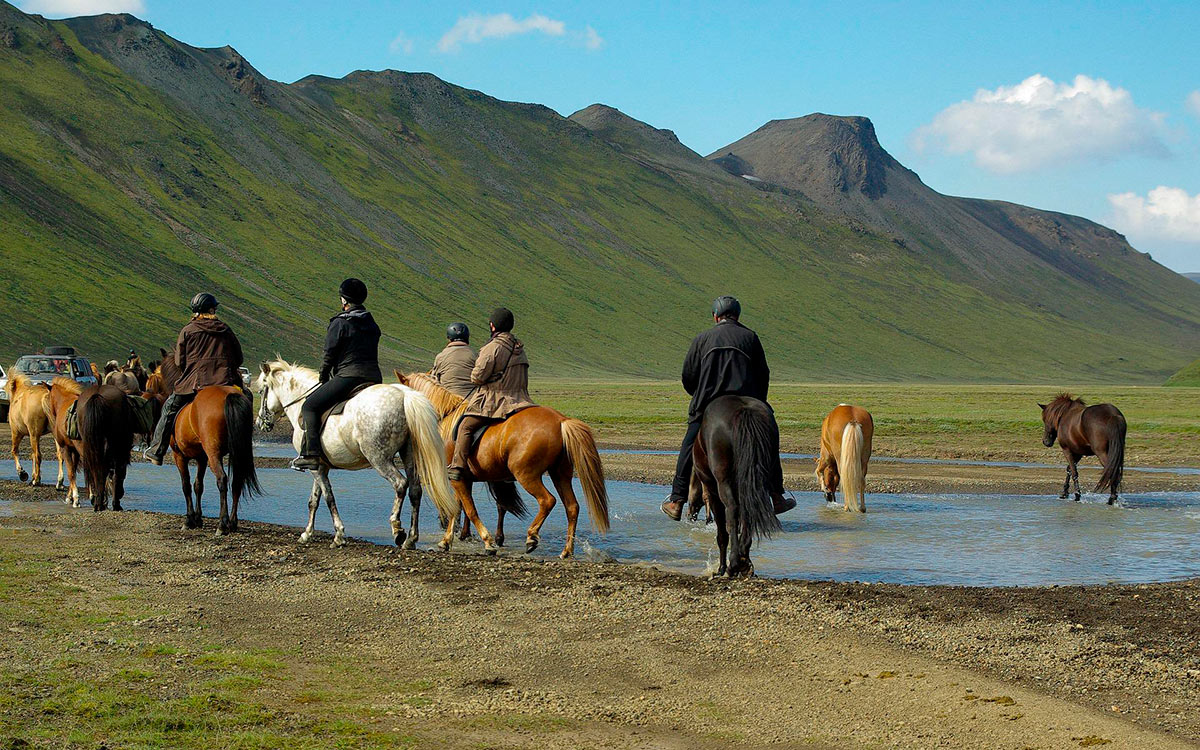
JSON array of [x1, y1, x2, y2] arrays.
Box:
[[559, 550, 572, 560], [401, 537, 417, 551], [112, 502, 122, 512], [1073, 495, 1082, 502], [525, 538, 539, 554], [436, 540, 451, 552], [18, 471, 29, 483], [298, 532, 311, 544], [393, 529, 407, 547], [56, 483, 65, 492], [496, 534, 505, 547], [331, 536, 346, 549], [215, 528, 227, 537], [484, 546, 498, 556], [1059, 493, 1068, 499]]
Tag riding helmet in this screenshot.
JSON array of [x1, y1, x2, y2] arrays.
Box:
[[446, 322, 470, 343], [190, 292, 219, 313], [489, 307, 514, 333], [339, 278, 368, 305], [712, 295, 741, 320]]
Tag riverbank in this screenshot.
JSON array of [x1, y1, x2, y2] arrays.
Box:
[[1, 493, 1198, 748]]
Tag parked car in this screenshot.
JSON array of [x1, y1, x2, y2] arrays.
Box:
[[0, 363, 8, 421], [238, 366, 251, 387], [12, 347, 99, 393]]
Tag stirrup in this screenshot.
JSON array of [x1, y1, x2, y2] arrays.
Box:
[[290, 455, 322, 472]]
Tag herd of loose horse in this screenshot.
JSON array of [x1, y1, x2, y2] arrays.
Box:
[[4, 349, 1129, 576]]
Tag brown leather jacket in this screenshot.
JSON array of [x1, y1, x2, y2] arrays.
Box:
[[464, 332, 533, 419], [174, 314, 244, 395], [432, 341, 477, 398]]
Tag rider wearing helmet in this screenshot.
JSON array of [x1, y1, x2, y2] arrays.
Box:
[[290, 279, 382, 471], [660, 296, 795, 520], [431, 322, 477, 398], [145, 293, 245, 465]]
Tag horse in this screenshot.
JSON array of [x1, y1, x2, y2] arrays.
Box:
[[1039, 394, 1126, 504], [150, 351, 262, 533], [48, 379, 135, 511], [5, 374, 52, 485], [689, 395, 781, 577], [126, 354, 148, 391], [397, 371, 609, 559], [815, 404, 873, 513], [103, 367, 141, 395], [255, 360, 457, 549]]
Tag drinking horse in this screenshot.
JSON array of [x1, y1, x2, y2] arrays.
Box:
[[815, 404, 873, 512], [5, 374, 52, 485], [1039, 394, 1125, 504], [397, 371, 609, 559]]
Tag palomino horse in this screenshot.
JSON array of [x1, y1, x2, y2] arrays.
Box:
[[1039, 394, 1126, 504], [5, 374, 52, 485], [815, 404, 873, 512], [152, 352, 261, 534], [690, 395, 781, 577], [255, 361, 457, 549], [48, 379, 135, 511], [397, 371, 609, 559]]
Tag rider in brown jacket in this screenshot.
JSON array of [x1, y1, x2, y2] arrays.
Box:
[[447, 308, 533, 481], [431, 322, 477, 398]]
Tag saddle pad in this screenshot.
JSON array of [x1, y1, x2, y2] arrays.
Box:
[[320, 382, 375, 430], [65, 401, 80, 441], [126, 395, 157, 435]]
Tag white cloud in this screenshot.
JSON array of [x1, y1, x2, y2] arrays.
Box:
[[584, 26, 604, 51], [388, 32, 414, 55], [19, 0, 144, 16], [913, 74, 1168, 173], [1187, 90, 1200, 119], [437, 13, 565, 53], [1108, 186, 1200, 243]]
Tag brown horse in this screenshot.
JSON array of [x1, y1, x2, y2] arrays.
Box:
[[815, 404, 873, 513], [47, 378, 84, 503], [5, 374, 52, 485], [156, 352, 261, 533], [690, 396, 781, 577], [397, 371, 609, 558], [48, 379, 135, 511], [1039, 394, 1126, 504]]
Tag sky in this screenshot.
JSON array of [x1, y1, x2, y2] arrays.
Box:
[[18, 0, 1200, 272]]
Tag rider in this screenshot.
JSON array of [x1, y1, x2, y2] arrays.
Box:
[[431, 322, 477, 398], [660, 295, 795, 520], [145, 293, 244, 465], [446, 308, 533, 481], [290, 278, 382, 471]]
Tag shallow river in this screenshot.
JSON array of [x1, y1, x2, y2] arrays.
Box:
[[3, 456, 1198, 587]]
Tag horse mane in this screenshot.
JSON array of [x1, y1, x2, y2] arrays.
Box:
[[52, 376, 82, 395], [265, 359, 320, 393], [1046, 393, 1084, 421], [402, 372, 468, 437], [5, 372, 30, 397], [104, 360, 119, 374]]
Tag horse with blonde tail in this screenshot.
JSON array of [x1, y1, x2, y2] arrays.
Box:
[[5, 374, 52, 485], [255, 361, 458, 549], [816, 404, 874, 513], [397, 371, 609, 559]]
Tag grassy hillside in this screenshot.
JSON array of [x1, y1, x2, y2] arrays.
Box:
[[1165, 358, 1200, 387], [2, 4, 1199, 382]]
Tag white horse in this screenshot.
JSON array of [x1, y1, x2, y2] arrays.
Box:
[[253, 360, 458, 550]]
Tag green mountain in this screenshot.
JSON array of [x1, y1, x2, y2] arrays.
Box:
[[2, 3, 1199, 382], [1165, 358, 1200, 386]]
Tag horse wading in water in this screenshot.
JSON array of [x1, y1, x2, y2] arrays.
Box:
[[47, 379, 135, 511], [5, 374, 52, 485], [255, 361, 458, 549], [397, 370, 609, 559], [815, 404, 874, 512], [1039, 394, 1126, 504], [690, 395, 782, 577]]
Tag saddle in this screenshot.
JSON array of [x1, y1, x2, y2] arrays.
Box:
[[319, 382, 375, 430]]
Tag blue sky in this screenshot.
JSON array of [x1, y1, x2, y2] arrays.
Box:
[[21, 0, 1200, 272]]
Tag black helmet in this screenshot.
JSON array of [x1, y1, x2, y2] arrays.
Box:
[[489, 307, 514, 333], [712, 295, 741, 320], [339, 278, 367, 305], [446, 322, 469, 343], [190, 292, 219, 313]]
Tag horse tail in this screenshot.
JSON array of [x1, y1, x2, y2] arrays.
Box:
[[560, 418, 610, 533], [78, 392, 110, 506], [487, 481, 529, 519], [840, 422, 866, 513], [224, 390, 261, 499], [1095, 413, 1126, 495], [403, 390, 459, 529], [731, 407, 782, 542]]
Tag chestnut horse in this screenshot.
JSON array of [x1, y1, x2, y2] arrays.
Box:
[[47, 378, 135, 511], [815, 404, 873, 513], [397, 371, 609, 558], [1039, 394, 1126, 504], [154, 352, 261, 534], [5, 374, 52, 485], [690, 395, 781, 577]]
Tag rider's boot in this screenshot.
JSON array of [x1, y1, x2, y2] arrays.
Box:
[[290, 455, 322, 471], [771, 491, 796, 515]]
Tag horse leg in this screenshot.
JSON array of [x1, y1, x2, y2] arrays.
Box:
[[212, 453, 231, 537], [457, 508, 472, 541], [316, 469, 346, 548], [442, 479, 496, 554], [66, 449, 80, 507], [111, 457, 127, 512], [1060, 465, 1072, 499], [55, 442, 65, 491], [719, 480, 752, 577], [1069, 458, 1082, 502], [402, 452, 421, 550], [12, 429, 28, 484], [496, 505, 506, 547], [550, 465, 581, 560], [515, 470, 557, 555], [30, 431, 43, 487], [176, 453, 198, 529], [299, 477, 322, 544], [374, 452, 410, 548], [710, 487, 728, 577]]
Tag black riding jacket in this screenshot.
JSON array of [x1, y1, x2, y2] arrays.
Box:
[[682, 319, 770, 420], [320, 305, 382, 383]]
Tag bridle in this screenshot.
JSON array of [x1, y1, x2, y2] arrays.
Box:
[[256, 376, 318, 430]]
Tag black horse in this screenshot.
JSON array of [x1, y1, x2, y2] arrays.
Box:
[[1038, 394, 1126, 504], [689, 395, 781, 577]]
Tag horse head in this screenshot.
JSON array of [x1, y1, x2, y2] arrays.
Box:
[[814, 456, 839, 499]]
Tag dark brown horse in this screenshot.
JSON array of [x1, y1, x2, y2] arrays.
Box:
[[47, 378, 135, 511], [156, 352, 261, 533], [1039, 394, 1126, 504], [398, 371, 609, 558], [690, 395, 781, 577]]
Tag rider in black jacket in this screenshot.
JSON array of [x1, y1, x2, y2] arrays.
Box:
[[290, 278, 383, 471], [661, 296, 795, 520]]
